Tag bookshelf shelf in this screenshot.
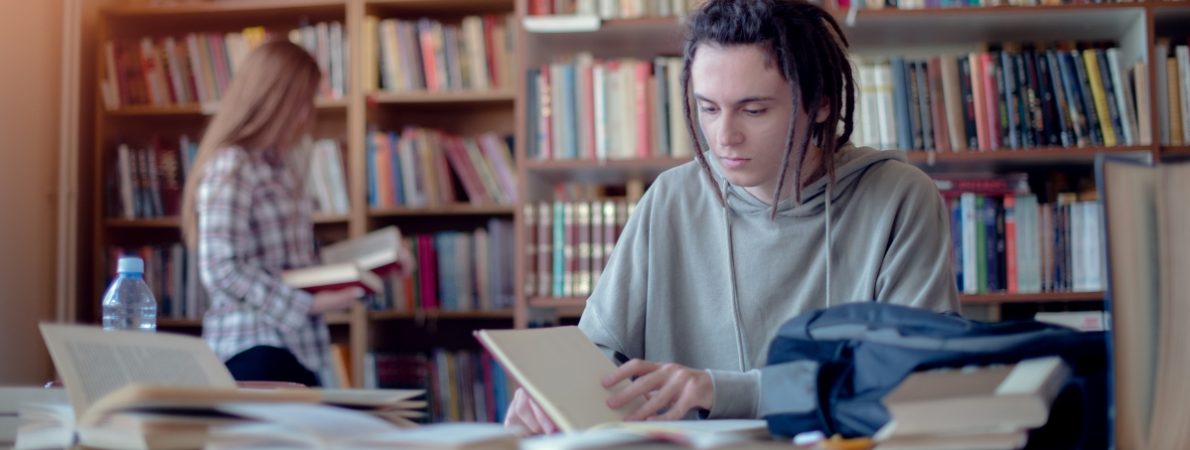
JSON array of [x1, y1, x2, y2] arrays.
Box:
[[905, 146, 1152, 169], [105, 98, 347, 117], [312, 214, 350, 224], [960, 291, 1104, 305], [368, 205, 516, 217], [105, 214, 347, 228], [1161, 146, 1190, 159], [105, 0, 346, 18], [845, 4, 1144, 49], [105, 217, 180, 228], [528, 297, 587, 309], [370, 309, 515, 320], [533, 294, 1103, 311], [521, 17, 686, 67], [323, 312, 352, 325], [1152, 2, 1190, 17], [157, 318, 203, 328], [366, 0, 515, 15], [522, 157, 691, 183], [369, 90, 515, 105]]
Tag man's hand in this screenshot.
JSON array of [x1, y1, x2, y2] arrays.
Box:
[[504, 387, 558, 436], [603, 359, 714, 421]]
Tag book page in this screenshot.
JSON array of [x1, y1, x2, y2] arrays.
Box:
[[475, 326, 644, 432], [1100, 160, 1159, 450], [39, 324, 236, 419], [1148, 163, 1190, 448]]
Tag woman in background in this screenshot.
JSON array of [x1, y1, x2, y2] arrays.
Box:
[[181, 40, 361, 386]]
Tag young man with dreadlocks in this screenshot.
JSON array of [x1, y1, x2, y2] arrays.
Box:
[[505, 0, 959, 434]]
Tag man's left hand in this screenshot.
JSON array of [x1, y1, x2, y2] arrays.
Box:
[[602, 359, 714, 421]]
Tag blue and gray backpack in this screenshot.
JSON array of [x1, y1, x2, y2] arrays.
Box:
[[759, 302, 1109, 449]]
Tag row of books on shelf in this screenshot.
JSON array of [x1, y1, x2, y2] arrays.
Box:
[[101, 21, 348, 110], [524, 197, 635, 299], [366, 128, 517, 208], [108, 136, 349, 219], [526, 0, 698, 18], [107, 136, 196, 219], [362, 15, 516, 94], [1155, 38, 1190, 146], [363, 350, 511, 424], [526, 55, 695, 161], [938, 175, 1105, 295], [107, 245, 207, 320], [851, 45, 1148, 153], [373, 220, 516, 313]]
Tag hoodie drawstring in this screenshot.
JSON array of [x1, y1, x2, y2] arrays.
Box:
[[824, 183, 833, 309], [722, 181, 749, 372]]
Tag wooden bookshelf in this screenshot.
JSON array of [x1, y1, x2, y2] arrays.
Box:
[[365, 0, 515, 14], [529, 293, 1104, 313], [370, 309, 515, 320], [369, 90, 516, 105], [105, 217, 181, 228], [959, 291, 1105, 305], [522, 157, 691, 184], [368, 204, 516, 217], [905, 146, 1153, 169], [157, 318, 203, 328], [82, 0, 1171, 393], [105, 98, 348, 117], [104, 0, 347, 17], [1161, 146, 1190, 159]]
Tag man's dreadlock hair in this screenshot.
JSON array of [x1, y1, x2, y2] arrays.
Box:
[[682, 0, 855, 219]]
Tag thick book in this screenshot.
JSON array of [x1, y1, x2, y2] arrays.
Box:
[[281, 261, 384, 294], [320, 225, 411, 276], [874, 356, 1069, 440], [283, 225, 413, 294], [1097, 156, 1190, 449], [473, 326, 769, 438], [25, 324, 427, 450]]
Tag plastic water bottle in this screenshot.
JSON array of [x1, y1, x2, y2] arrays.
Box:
[[101, 256, 157, 332]]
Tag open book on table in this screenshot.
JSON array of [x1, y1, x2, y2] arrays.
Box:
[[22, 323, 425, 449], [473, 326, 769, 440], [282, 226, 412, 294], [205, 404, 516, 450]]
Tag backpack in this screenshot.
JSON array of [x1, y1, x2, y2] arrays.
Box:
[[759, 302, 1109, 449]]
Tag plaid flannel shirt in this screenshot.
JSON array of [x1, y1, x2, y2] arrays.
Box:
[[197, 147, 328, 375]]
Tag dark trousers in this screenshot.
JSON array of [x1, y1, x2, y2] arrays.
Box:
[[225, 345, 321, 387]]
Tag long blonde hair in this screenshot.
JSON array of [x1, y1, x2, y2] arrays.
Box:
[[181, 40, 322, 248]]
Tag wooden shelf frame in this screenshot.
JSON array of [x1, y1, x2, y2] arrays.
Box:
[[368, 89, 516, 105], [368, 204, 516, 217], [370, 309, 516, 320]]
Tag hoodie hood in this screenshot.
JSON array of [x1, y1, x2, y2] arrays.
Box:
[[706, 145, 908, 217]]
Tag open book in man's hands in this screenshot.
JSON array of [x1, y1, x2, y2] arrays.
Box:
[[473, 326, 768, 439]]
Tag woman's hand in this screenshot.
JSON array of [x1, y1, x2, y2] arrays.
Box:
[[603, 359, 715, 421], [504, 387, 558, 436], [308, 287, 364, 315]]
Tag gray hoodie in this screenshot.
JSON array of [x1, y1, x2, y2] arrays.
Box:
[[577, 145, 960, 419]]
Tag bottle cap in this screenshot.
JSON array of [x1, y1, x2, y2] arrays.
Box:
[[117, 256, 144, 274]]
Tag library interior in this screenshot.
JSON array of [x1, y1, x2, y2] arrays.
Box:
[[1, 0, 1188, 448]]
